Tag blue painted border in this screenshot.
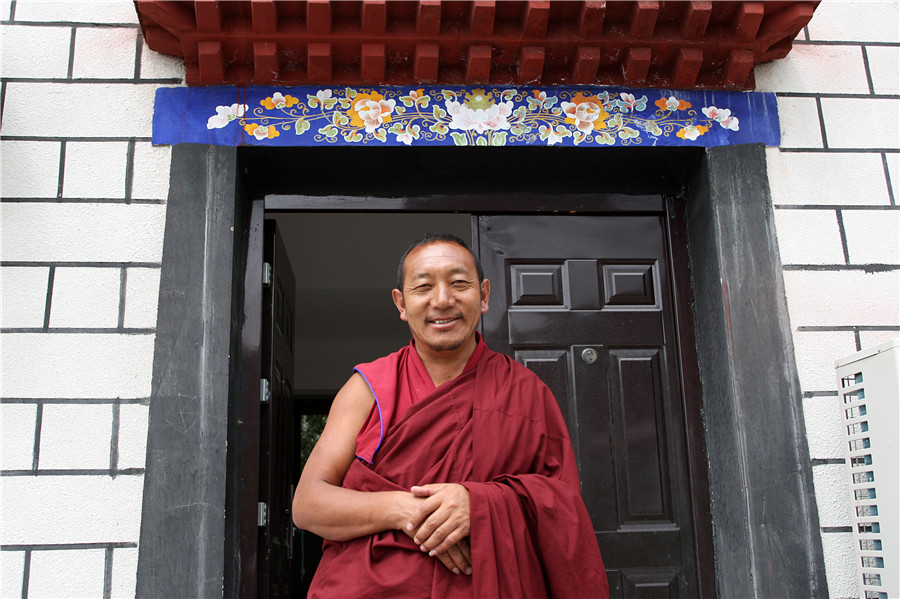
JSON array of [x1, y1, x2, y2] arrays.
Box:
[[153, 85, 779, 148]]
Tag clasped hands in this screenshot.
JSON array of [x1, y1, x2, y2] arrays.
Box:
[[402, 483, 472, 576]]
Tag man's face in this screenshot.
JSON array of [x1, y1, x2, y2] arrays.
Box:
[[392, 241, 490, 355]]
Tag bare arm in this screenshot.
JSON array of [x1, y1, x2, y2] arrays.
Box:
[[292, 372, 417, 541]]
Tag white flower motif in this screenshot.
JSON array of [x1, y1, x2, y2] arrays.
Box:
[[271, 92, 291, 109], [663, 96, 680, 111], [445, 100, 513, 133], [542, 126, 563, 145], [680, 125, 703, 141], [316, 89, 332, 103], [249, 125, 272, 140], [702, 106, 731, 121], [207, 103, 248, 129], [719, 116, 740, 131], [354, 98, 396, 133], [561, 101, 603, 133]]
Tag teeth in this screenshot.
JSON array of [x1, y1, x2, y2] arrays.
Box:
[[433, 318, 455, 324]]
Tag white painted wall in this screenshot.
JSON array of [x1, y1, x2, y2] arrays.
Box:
[[757, 1, 900, 597], [0, 1, 180, 596], [0, 1, 897, 598]]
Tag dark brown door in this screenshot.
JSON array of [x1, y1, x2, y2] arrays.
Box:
[[259, 219, 297, 597], [478, 214, 700, 598]]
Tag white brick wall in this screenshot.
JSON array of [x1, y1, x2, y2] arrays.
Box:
[[758, 1, 900, 596], [0, 1, 179, 596], [1, 0, 897, 597]]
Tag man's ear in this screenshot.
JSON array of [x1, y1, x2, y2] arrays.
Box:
[[391, 288, 409, 322], [480, 279, 490, 314]]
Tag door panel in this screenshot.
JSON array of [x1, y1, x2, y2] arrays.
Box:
[[478, 214, 698, 598], [259, 219, 297, 598]]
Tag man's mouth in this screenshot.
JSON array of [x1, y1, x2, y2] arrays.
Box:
[[430, 317, 458, 325]]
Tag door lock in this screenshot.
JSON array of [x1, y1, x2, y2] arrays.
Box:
[[581, 348, 599, 365]]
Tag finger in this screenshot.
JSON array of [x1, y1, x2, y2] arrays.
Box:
[[443, 543, 471, 574], [410, 484, 439, 498], [425, 527, 467, 557], [457, 538, 471, 564], [408, 499, 442, 539], [434, 551, 460, 575]]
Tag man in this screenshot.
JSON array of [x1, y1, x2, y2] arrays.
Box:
[[292, 232, 607, 598]]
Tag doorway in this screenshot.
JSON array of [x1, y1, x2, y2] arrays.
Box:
[[254, 203, 710, 597]]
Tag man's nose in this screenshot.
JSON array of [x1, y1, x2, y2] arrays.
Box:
[[432, 283, 454, 307]]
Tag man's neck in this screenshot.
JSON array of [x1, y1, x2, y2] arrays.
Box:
[[416, 336, 478, 387]]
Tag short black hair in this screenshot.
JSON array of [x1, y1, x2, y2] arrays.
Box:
[[396, 232, 485, 291]]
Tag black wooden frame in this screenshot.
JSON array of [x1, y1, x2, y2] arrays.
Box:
[[136, 143, 827, 599]]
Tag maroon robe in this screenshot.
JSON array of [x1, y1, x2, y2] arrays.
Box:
[[308, 338, 608, 598]]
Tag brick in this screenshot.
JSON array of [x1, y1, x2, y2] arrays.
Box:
[[117, 404, 149, 470], [0, 24, 71, 79], [772, 98, 824, 149], [123, 267, 160, 329], [1, 82, 156, 138], [131, 142, 171, 201], [806, 1, 899, 44], [72, 26, 137, 79], [39, 404, 113, 470], [1, 140, 62, 198], [784, 270, 900, 327], [29, 549, 105, 598], [773, 209, 845, 265], [63, 141, 129, 199], [791, 330, 858, 391], [0, 266, 50, 328], [1, 334, 154, 398], [111, 547, 138, 598], [766, 151, 892, 206], [139, 39, 185, 80], [0, 404, 37, 470], [802, 395, 845, 459], [821, 97, 900, 149], [820, 531, 859, 599], [49, 267, 120, 328], [13, 1, 139, 24], [1, 203, 165, 263], [0, 550, 25, 599], [866, 45, 900, 95], [842, 210, 900, 264], [0, 475, 143, 544], [811, 463, 852, 527], [755, 44, 870, 94]]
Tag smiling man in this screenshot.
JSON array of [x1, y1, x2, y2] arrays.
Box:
[[292, 232, 607, 598]]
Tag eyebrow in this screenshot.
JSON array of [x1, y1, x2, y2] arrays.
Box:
[[408, 267, 473, 283]]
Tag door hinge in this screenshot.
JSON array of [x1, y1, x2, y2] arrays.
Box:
[[260, 378, 271, 404], [262, 262, 272, 288], [258, 502, 268, 527]]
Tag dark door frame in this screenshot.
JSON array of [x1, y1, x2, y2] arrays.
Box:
[[135, 144, 827, 599]]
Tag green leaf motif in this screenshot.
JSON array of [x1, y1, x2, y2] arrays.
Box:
[[511, 124, 529, 136], [450, 132, 468, 146], [338, 98, 352, 109], [512, 106, 528, 119], [618, 127, 639, 140], [295, 119, 310, 135], [343, 130, 363, 143], [499, 90, 516, 102], [430, 122, 448, 135], [388, 123, 405, 134], [432, 105, 447, 119], [573, 131, 588, 146], [442, 90, 458, 101], [490, 132, 508, 146], [373, 129, 387, 143], [319, 124, 338, 138], [476, 136, 488, 147], [332, 111, 349, 126], [595, 132, 616, 145], [344, 88, 357, 99]]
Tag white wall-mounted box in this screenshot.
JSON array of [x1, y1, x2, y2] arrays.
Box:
[[835, 339, 899, 599]]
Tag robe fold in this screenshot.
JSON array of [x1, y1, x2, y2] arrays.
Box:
[[308, 339, 608, 599]]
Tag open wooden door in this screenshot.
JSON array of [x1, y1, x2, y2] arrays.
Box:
[[478, 214, 704, 598], [257, 219, 297, 597]]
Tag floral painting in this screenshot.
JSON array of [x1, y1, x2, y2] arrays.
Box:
[[152, 85, 779, 148]]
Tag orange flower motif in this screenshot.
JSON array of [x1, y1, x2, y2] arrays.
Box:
[[347, 92, 396, 133], [560, 92, 609, 132], [656, 96, 691, 112], [261, 92, 299, 110], [244, 123, 280, 140]]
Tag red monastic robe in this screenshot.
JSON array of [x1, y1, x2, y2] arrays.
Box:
[[308, 338, 608, 598]]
